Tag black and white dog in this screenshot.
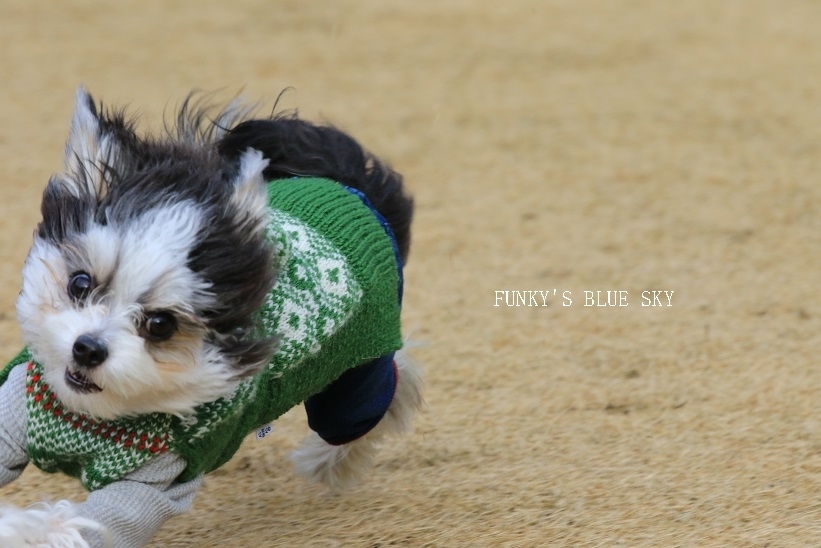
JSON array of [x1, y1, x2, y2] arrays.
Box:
[[0, 88, 421, 547]]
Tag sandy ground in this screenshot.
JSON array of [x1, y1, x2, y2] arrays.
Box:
[[1, 0, 821, 546]]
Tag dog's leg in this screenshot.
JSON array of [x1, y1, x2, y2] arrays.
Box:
[[292, 350, 423, 490], [0, 500, 105, 548]]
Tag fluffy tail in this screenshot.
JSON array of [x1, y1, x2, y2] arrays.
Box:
[[291, 350, 423, 491]]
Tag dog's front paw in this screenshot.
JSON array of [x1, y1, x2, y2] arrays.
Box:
[[0, 500, 104, 548]]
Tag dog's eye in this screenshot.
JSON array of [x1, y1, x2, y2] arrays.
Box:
[[67, 272, 93, 301], [142, 312, 178, 342]]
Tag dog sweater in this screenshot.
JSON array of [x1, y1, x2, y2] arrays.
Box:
[[0, 177, 404, 491]]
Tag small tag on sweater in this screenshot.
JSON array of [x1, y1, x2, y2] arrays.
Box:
[[256, 424, 273, 440]]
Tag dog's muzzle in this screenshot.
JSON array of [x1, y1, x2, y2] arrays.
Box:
[[66, 334, 106, 393]]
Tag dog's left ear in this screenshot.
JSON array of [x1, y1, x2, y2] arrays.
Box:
[[62, 86, 121, 198], [229, 148, 270, 232]]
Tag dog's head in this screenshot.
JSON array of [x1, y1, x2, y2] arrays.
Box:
[[16, 88, 277, 419]]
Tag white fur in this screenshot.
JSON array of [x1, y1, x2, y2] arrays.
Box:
[[15, 201, 244, 420], [292, 350, 423, 490], [108, 202, 212, 309], [0, 500, 106, 548]]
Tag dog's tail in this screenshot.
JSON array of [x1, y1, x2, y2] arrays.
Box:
[[216, 115, 414, 264]]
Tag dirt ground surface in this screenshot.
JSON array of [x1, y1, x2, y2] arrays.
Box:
[[2, 0, 821, 546]]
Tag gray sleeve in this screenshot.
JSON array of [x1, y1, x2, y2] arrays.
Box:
[[79, 452, 203, 548], [0, 364, 30, 486]]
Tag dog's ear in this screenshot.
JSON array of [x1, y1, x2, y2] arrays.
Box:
[[62, 86, 120, 198], [229, 148, 270, 232], [35, 88, 115, 242]]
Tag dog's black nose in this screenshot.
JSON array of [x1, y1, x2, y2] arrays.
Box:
[[72, 334, 108, 368]]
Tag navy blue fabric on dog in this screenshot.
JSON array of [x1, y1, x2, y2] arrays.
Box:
[[305, 354, 397, 445]]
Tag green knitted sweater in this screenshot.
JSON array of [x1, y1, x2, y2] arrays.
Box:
[[1, 177, 403, 490]]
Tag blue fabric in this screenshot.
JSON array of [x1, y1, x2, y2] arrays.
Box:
[[305, 354, 397, 445], [303, 186, 404, 445]]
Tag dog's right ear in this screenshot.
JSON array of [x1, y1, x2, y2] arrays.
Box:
[[61, 86, 119, 199]]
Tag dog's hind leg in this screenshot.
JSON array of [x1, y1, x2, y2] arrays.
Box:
[[291, 350, 423, 491]]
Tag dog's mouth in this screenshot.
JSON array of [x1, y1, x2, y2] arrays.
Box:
[[65, 368, 103, 394]]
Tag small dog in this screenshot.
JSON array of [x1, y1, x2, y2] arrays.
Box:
[[0, 88, 421, 547]]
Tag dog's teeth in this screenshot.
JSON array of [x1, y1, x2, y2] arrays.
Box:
[[64, 368, 103, 394]]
